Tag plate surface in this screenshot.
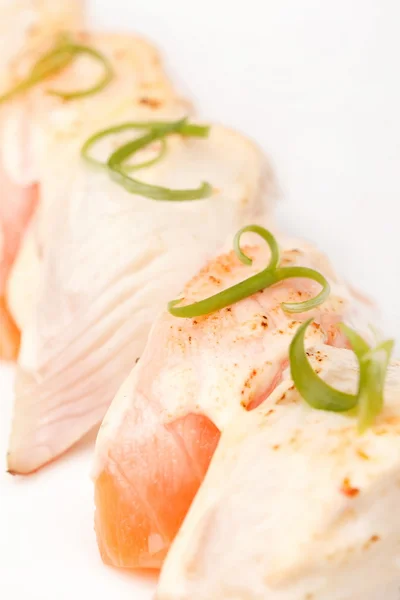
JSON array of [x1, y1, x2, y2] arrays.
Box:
[[1, 1, 400, 598]]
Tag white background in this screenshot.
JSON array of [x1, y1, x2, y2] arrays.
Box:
[[1, 1, 400, 598]]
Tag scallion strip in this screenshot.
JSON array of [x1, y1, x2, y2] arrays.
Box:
[[168, 226, 330, 318], [233, 224, 280, 270], [279, 267, 330, 313], [339, 323, 394, 432], [110, 169, 212, 201], [108, 119, 186, 168], [289, 319, 394, 431], [81, 120, 210, 168], [0, 35, 74, 105], [46, 43, 114, 100], [289, 319, 357, 412], [0, 33, 113, 105], [124, 138, 167, 172], [107, 118, 212, 201]]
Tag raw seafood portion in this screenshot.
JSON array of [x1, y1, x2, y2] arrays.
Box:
[[157, 346, 400, 600], [7, 124, 271, 475], [93, 229, 375, 569], [1, 26, 186, 360], [0, 0, 84, 359]]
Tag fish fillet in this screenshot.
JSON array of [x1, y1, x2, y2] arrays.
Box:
[[1, 24, 187, 359], [93, 228, 375, 569], [157, 346, 400, 600], [0, 0, 84, 360], [7, 121, 272, 474], [5, 27, 192, 337]]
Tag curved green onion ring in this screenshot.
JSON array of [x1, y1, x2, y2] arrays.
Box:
[[340, 323, 394, 432], [0, 33, 113, 105], [168, 226, 330, 318], [289, 319, 394, 431], [233, 224, 280, 270], [30, 34, 74, 80], [81, 120, 210, 168], [109, 171, 212, 201], [123, 138, 167, 172], [0, 34, 74, 105], [46, 42, 114, 100], [289, 319, 357, 412], [108, 119, 182, 169], [107, 119, 212, 201], [278, 267, 330, 313]]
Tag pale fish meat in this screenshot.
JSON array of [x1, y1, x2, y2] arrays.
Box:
[[7, 122, 272, 474], [0, 0, 84, 360], [5, 27, 191, 338], [157, 345, 400, 600]]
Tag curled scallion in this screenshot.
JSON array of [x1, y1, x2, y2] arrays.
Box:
[[339, 323, 394, 432], [289, 319, 394, 431], [106, 118, 212, 200], [109, 170, 212, 201], [233, 224, 280, 270], [0, 34, 74, 104], [168, 225, 330, 318], [46, 42, 114, 100], [289, 319, 357, 412], [81, 120, 210, 168], [0, 33, 113, 105]]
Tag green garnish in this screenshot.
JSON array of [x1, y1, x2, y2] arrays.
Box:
[[289, 318, 394, 431], [0, 33, 113, 104], [340, 323, 394, 431], [47, 41, 114, 100], [102, 118, 212, 200], [0, 34, 74, 104], [109, 170, 212, 201], [168, 225, 330, 318], [81, 120, 209, 168]]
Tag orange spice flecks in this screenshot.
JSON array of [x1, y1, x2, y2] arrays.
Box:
[[340, 477, 360, 498]]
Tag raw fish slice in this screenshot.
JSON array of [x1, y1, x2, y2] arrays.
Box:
[[96, 398, 220, 568], [7, 124, 271, 475], [157, 346, 400, 600], [0, 0, 84, 360], [93, 230, 375, 569], [1, 28, 188, 358]]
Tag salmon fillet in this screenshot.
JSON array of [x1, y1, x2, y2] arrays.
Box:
[[93, 228, 376, 569]]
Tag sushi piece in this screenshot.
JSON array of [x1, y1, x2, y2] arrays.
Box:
[[0, 0, 84, 360], [93, 228, 375, 569], [157, 344, 400, 600], [7, 120, 272, 474], [2, 27, 188, 359], [0, 22, 190, 358]]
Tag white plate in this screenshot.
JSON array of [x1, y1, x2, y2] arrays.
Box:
[[0, 367, 157, 600], [2, 1, 400, 598]]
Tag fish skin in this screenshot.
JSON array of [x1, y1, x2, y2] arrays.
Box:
[[157, 347, 400, 600], [0, 0, 85, 360], [7, 119, 272, 474], [93, 229, 376, 569]]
